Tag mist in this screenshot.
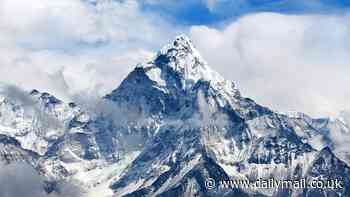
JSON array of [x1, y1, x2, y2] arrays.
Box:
[[0, 162, 83, 197], [0, 84, 63, 132]]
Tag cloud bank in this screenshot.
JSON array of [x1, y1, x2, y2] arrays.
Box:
[[0, 0, 180, 101], [190, 12, 350, 117]]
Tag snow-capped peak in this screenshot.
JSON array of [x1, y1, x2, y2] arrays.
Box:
[[159, 35, 196, 55], [106, 35, 241, 118], [29, 89, 63, 106], [141, 35, 226, 90]]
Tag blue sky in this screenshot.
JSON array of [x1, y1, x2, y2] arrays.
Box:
[[139, 0, 350, 25]]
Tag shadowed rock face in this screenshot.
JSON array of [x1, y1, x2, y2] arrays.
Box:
[[0, 36, 349, 197], [0, 134, 39, 164], [300, 147, 350, 197]]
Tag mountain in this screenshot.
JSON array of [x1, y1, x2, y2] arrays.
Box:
[[0, 35, 349, 197], [302, 147, 350, 196]]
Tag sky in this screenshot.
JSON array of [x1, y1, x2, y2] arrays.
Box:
[[1, 0, 350, 117]]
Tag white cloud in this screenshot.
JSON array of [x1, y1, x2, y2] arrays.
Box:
[[0, 0, 179, 101], [0, 0, 175, 49], [190, 13, 350, 117]]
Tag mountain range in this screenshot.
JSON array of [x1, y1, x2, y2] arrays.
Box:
[[0, 35, 349, 197]]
